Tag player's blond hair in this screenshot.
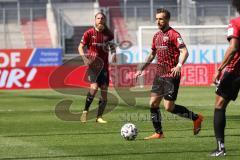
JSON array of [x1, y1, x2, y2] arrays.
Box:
[[95, 12, 106, 19]]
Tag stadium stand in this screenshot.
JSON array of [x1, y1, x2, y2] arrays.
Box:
[[123, 0, 176, 30], [0, 0, 49, 48], [0, 0, 235, 52], [99, 0, 131, 43], [52, 0, 97, 54], [195, 0, 233, 25], [119, 0, 177, 17], [53, 1, 96, 26], [0, 23, 25, 48], [18, 1, 51, 48], [117, 0, 179, 44], [21, 18, 52, 48], [0, 0, 25, 48]]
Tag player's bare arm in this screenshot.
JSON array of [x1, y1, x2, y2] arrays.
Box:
[[78, 43, 90, 65], [135, 50, 156, 80], [171, 46, 189, 77], [213, 38, 239, 83]]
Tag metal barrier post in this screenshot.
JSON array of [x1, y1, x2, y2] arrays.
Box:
[[123, 0, 127, 22], [30, 8, 34, 47], [150, 0, 153, 22], [134, 6, 137, 29], [17, 1, 20, 26], [3, 8, 6, 48]]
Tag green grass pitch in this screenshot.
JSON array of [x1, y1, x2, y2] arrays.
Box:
[[0, 87, 240, 160]]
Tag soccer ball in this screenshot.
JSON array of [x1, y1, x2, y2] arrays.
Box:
[[120, 123, 138, 140]]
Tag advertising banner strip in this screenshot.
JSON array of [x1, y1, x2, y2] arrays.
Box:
[[0, 64, 217, 90], [0, 48, 62, 68]]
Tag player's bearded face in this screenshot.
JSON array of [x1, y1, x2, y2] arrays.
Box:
[[96, 23, 105, 31], [156, 13, 169, 30], [95, 14, 106, 31]]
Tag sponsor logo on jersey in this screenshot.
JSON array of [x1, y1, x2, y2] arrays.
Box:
[[156, 46, 168, 50], [163, 36, 169, 42]]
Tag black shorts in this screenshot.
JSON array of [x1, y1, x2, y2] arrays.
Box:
[[216, 71, 240, 101], [87, 68, 109, 86], [151, 76, 180, 101]]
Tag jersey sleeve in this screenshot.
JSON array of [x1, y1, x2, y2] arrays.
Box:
[[173, 32, 185, 49], [227, 20, 240, 41], [80, 31, 90, 46]]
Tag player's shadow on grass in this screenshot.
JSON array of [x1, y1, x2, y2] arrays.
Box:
[[5, 127, 240, 138], [4, 131, 120, 138], [3, 128, 204, 138], [198, 134, 240, 138], [227, 115, 240, 120], [2, 149, 240, 159], [18, 95, 63, 100]]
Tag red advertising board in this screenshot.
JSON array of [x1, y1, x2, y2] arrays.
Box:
[[0, 48, 62, 89], [0, 49, 218, 89], [109, 64, 216, 87], [0, 64, 217, 90], [0, 49, 33, 67], [49, 64, 216, 89], [180, 64, 216, 86], [0, 67, 56, 89], [0, 48, 62, 67]]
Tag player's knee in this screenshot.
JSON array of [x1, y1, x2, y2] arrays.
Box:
[[90, 84, 98, 91], [91, 87, 98, 91], [164, 104, 174, 112], [150, 101, 158, 108], [215, 96, 228, 109], [215, 104, 227, 110]]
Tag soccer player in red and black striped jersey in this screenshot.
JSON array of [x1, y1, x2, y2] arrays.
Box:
[[210, 0, 240, 157], [78, 12, 116, 123], [135, 8, 203, 140]]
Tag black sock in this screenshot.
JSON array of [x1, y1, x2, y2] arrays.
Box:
[[150, 108, 163, 134], [171, 104, 199, 121], [84, 93, 94, 111], [214, 108, 226, 149], [97, 99, 107, 118]]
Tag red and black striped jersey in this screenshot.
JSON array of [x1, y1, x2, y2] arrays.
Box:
[[81, 27, 114, 70], [152, 27, 185, 77], [226, 17, 240, 75]]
